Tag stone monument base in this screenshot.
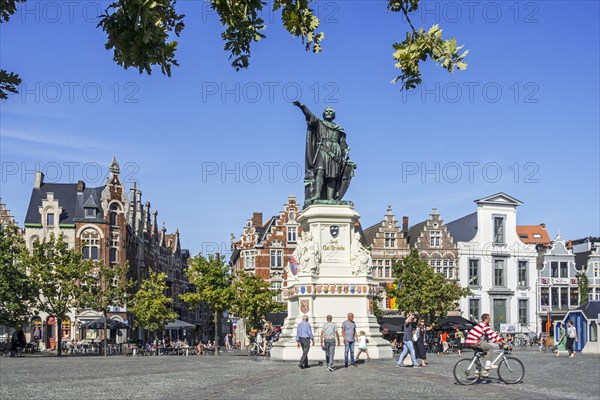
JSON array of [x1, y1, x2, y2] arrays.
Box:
[[270, 204, 393, 361]]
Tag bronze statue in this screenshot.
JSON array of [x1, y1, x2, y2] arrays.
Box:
[[293, 101, 356, 207]]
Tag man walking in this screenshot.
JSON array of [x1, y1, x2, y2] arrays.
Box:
[[342, 312, 358, 367], [396, 313, 419, 368], [320, 315, 340, 371], [296, 315, 314, 369]]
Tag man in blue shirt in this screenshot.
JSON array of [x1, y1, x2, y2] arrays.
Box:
[[296, 315, 314, 369]]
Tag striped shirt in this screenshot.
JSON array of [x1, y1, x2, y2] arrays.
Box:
[[465, 322, 502, 346]]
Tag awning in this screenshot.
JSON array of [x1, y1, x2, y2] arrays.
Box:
[[379, 317, 405, 334], [437, 316, 474, 330], [265, 312, 287, 327], [163, 320, 195, 330], [81, 317, 127, 330]]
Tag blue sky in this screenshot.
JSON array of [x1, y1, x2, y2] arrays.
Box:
[[1, 1, 599, 257]]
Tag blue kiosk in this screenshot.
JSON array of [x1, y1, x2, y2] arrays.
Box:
[[561, 301, 600, 354]]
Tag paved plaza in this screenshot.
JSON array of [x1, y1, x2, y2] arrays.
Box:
[[1, 348, 598, 399]]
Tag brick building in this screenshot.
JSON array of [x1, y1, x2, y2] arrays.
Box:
[[22, 157, 204, 348]]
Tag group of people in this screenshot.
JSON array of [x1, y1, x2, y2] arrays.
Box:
[[296, 313, 369, 371], [553, 320, 578, 357]]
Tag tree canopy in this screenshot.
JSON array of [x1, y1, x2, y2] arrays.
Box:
[[0, 224, 36, 329], [129, 271, 178, 335], [1, 0, 467, 99], [25, 233, 93, 356], [230, 270, 284, 332], [386, 249, 471, 323]]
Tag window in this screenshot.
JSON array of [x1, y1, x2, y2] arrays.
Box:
[[532, 233, 542, 239], [551, 262, 559, 278], [384, 266, 391, 278], [110, 248, 117, 263], [81, 230, 99, 260], [493, 216, 505, 244], [46, 213, 55, 226], [518, 299, 528, 324], [429, 231, 441, 248], [594, 262, 600, 278], [109, 237, 118, 263], [270, 249, 283, 268], [469, 259, 480, 286], [469, 298, 480, 323], [85, 208, 96, 218], [244, 250, 255, 269], [560, 262, 568, 278], [551, 287, 559, 307], [287, 226, 297, 243], [109, 204, 119, 225], [560, 288, 568, 308], [271, 281, 283, 302], [384, 232, 396, 248], [518, 233, 528, 239], [518, 261, 528, 287], [570, 287, 579, 307], [541, 287, 549, 306], [493, 259, 505, 287]]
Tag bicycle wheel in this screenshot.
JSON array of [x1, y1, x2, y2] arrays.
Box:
[[453, 358, 481, 385], [247, 343, 259, 356], [498, 356, 525, 384]]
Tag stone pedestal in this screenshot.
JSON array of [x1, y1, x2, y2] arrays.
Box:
[[270, 204, 393, 361]]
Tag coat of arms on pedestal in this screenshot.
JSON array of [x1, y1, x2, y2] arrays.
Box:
[[300, 299, 310, 314]]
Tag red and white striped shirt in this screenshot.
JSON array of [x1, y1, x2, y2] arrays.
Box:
[[465, 322, 502, 346]]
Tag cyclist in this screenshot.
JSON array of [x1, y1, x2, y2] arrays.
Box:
[[465, 313, 504, 376]]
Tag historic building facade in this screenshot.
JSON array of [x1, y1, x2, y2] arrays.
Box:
[[22, 158, 200, 348], [362, 205, 410, 312], [230, 195, 302, 301], [446, 193, 539, 331]]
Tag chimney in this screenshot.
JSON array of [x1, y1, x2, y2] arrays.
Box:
[[77, 180, 85, 192], [402, 216, 409, 235], [540, 223, 546, 229], [34, 172, 44, 189], [252, 212, 263, 227]]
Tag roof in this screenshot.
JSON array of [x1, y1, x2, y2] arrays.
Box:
[[25, 183, 105, 225], [445, 212, 478, 243], [474, 192, 523, 206], [575, 301, 600, 320], [574, 250, 592, 270], [407, 220, 427, 246], [363, 222, 379, 246], [516, 225, 551, 244]]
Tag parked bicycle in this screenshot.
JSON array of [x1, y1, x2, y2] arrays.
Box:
[[453, 345, 524, 385]]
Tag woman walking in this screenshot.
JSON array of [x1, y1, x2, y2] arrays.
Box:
[[414, 319, 433, 367], [566, 320, 578, 358], [554, 322, 567, 357]]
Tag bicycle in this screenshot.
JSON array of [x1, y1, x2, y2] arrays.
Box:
[[453, 345, 524, 385], [247, 340, 272, 357]]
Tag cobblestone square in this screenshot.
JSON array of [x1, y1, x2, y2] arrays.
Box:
[[1, 349, 598, 399]]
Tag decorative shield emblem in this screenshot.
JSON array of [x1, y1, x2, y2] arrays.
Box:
[[294, 286, 299, 294], [300, 286, 306, 294], [357, 286, 362, 294], [330, 284, 336, 294], [300, 300, 310, 314], [343, 285, 349, 294], [350, 285, 355, 294], [307, 285, 313, 294], [330, 225, 340, 238], [322, 285, 328, 294]]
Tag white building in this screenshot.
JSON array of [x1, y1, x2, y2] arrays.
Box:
[[446, 193, 538, 332]]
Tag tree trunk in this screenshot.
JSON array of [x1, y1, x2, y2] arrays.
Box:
[[103, 311, 108, 357], [214, 310, 219, 356], [56, 316, 62, 357]]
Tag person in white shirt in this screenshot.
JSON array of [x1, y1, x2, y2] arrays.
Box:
[[355, 331, 370, 360], [566, 320, 578, 358]]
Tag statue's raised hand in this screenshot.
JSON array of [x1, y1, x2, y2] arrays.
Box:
[[293, 100, 303, 108]]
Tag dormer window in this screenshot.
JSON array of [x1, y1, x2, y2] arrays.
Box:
[[85, 208, 96, 218]]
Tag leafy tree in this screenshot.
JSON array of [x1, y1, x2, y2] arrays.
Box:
[[26, 234, 93, 356], [0, 0, 25, 99], [80, 262, 129, 356], [1, 0, 466, 99], [371, 293, 384, 321], [386, 249, 471, 323], [129, 271, 177, 339], [180, 253, 232, 355], [0, 224, 36, 329], [577, 271, 589, 304], [230, 270, 284, 334]]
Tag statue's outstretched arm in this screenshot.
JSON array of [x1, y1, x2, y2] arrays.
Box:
[[293, 101, 315, 122]]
